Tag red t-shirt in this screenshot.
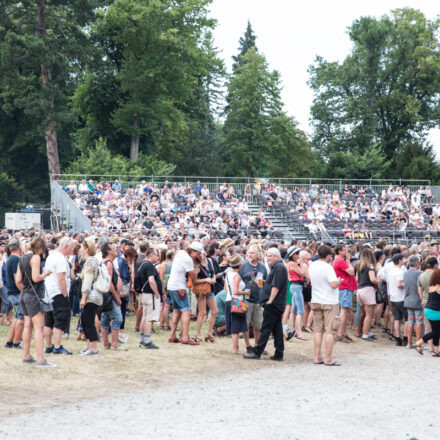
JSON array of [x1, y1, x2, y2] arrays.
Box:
[[332, 257, 357, 291]]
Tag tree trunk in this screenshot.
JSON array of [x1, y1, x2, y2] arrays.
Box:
[[130, 117, 140, 161], [37, 0, 60, 177]]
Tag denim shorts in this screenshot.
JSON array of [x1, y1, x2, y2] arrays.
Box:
[[195, 292, 215, 300], [9, 294, 24, 320], [168, 290, 191, 312], [339, 289, 353, 308], [290, 283, 305, 315], [0, 286, 12, 314], [101, 299, 123, 330]]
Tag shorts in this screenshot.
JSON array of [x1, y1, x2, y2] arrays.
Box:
[[406, 308, 424, 325], [168, 290, 191, 312], [286, 281, 292, 306], [290, 283, 305, 315], [339, 289, 353, 308], [195, 292, 215, 300], [214, 316, 226, 328], [141, 293, 161, 322], [357, 287, 376, 306], [311, 303, 340, 335], [246, 302, 263, 330], [101, 299, 123, 330], [44, 294, 70, 331], [19, 291, 42, 318], [9, 294, 24, 320], [302, 284, 312, 303], [391, 301, 407, 322], [0, 286, 12, 314]]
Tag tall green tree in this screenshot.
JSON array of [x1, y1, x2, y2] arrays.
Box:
[[232, 21, 257, 73], [0, 1, 107, 178], [309, 8, 440, 178], [92, 0, 217, 162], [224, 47, 312, 177]]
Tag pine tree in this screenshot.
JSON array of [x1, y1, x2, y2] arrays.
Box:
[[232, 21, 257, 73]]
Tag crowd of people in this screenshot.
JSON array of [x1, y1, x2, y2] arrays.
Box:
[[62, 179, 282, 239], [60, 179, 439, 243], [2, 227, 440, 368], [256, 182, 437, 240]]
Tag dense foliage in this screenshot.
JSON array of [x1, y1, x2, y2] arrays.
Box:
[[0, 4, 439, 213]]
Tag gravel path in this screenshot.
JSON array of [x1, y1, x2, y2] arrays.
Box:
[[1, 345, 439, 440]]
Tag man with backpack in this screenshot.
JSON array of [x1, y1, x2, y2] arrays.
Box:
[[136, 248, 162, 349]]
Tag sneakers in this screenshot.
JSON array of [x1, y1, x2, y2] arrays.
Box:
[[36, 359, 56, 368], [119, 335, 129, 344], [23, 356, 36, 364], [12, 342, 22, 349], [4, 341, 13, 349], [243, 351, 261, 360], [246, 346, 254, 354], [45, 345, 54, 354], [143, 342, 159, 349], [80, 347, 89, 354], [361, 335, 376, 342], [395, 337, 403, 347], [53, 345, 73, 355], [286, 331, 296, 341], [80, 348, 99, 357], [269, 355, 283, 361]]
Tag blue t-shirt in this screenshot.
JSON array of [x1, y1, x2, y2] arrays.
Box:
[[6, 255, 20, 295], [239, 261, 267, 304]]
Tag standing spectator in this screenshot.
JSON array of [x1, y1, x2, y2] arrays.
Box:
[[16, 237, 54, 367], [403, 256, 423, 348], [417, 257, 438, 353], [388, 253, 406, 346], [101, 242, 123, 350], [415, 269, 440, 356], [193, 252, 218, 343], [43, 237, 73, 355], [286, 246, 307, 340], [333, 244, 357, 343], [244, 248, 288, 361], [0, 242, 12, 325], [224, 255, 250, 354], [4, 238, 24, 349], [78, 239, 101, 356], [138, 248, 162, 349], [355, 248, 379, 341], [240, 245, 267, 346], [167, 242, 204, 345], [309, 245, 343, 366]]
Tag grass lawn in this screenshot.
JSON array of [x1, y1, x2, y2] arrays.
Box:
[[0, 313, 383, 416]]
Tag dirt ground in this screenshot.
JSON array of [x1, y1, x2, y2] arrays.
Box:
[[0, 315, 385, 417]]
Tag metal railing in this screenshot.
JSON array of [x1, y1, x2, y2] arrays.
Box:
[[50, 181, 92, 232]]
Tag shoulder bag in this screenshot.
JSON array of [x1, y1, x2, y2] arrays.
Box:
[[21, 261, 53, 313], [192, 265, 212, 296], [226, 273, 248, 316]]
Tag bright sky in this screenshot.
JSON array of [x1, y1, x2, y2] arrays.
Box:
[[210, 0, 440, 156]]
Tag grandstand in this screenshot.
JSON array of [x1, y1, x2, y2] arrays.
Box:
[[50, 175, 437, 244]]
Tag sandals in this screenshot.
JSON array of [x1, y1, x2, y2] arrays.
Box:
[[204, 334, 216, 343], [303, 326, 313, 333], [432, 352, 440, 357], [194, 336, 203, 343], [181, 338, 200, 346], [416, 344, 424, 356]]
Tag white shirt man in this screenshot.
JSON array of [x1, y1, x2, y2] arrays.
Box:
[[44, 237, 74, 355]]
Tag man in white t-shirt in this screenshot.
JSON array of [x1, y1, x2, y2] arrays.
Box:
[[309, 245, 343, 366], [167, 242, 203, 345], [388, 253, 406, 346], [44, 237, 74, 355]]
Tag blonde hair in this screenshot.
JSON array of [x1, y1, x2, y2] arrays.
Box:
[[358, 248, 376, 272], [82, 238, 96, 256], [247, 244, 263, 261]]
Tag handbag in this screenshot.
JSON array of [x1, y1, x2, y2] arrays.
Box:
[[101, 292, 113, 312], [375, 286, 385, 304], [192, 265, 212, 296], [21, 262, 53, 313], [226, 273, 248, 316], [120, 284, 130, 298]]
